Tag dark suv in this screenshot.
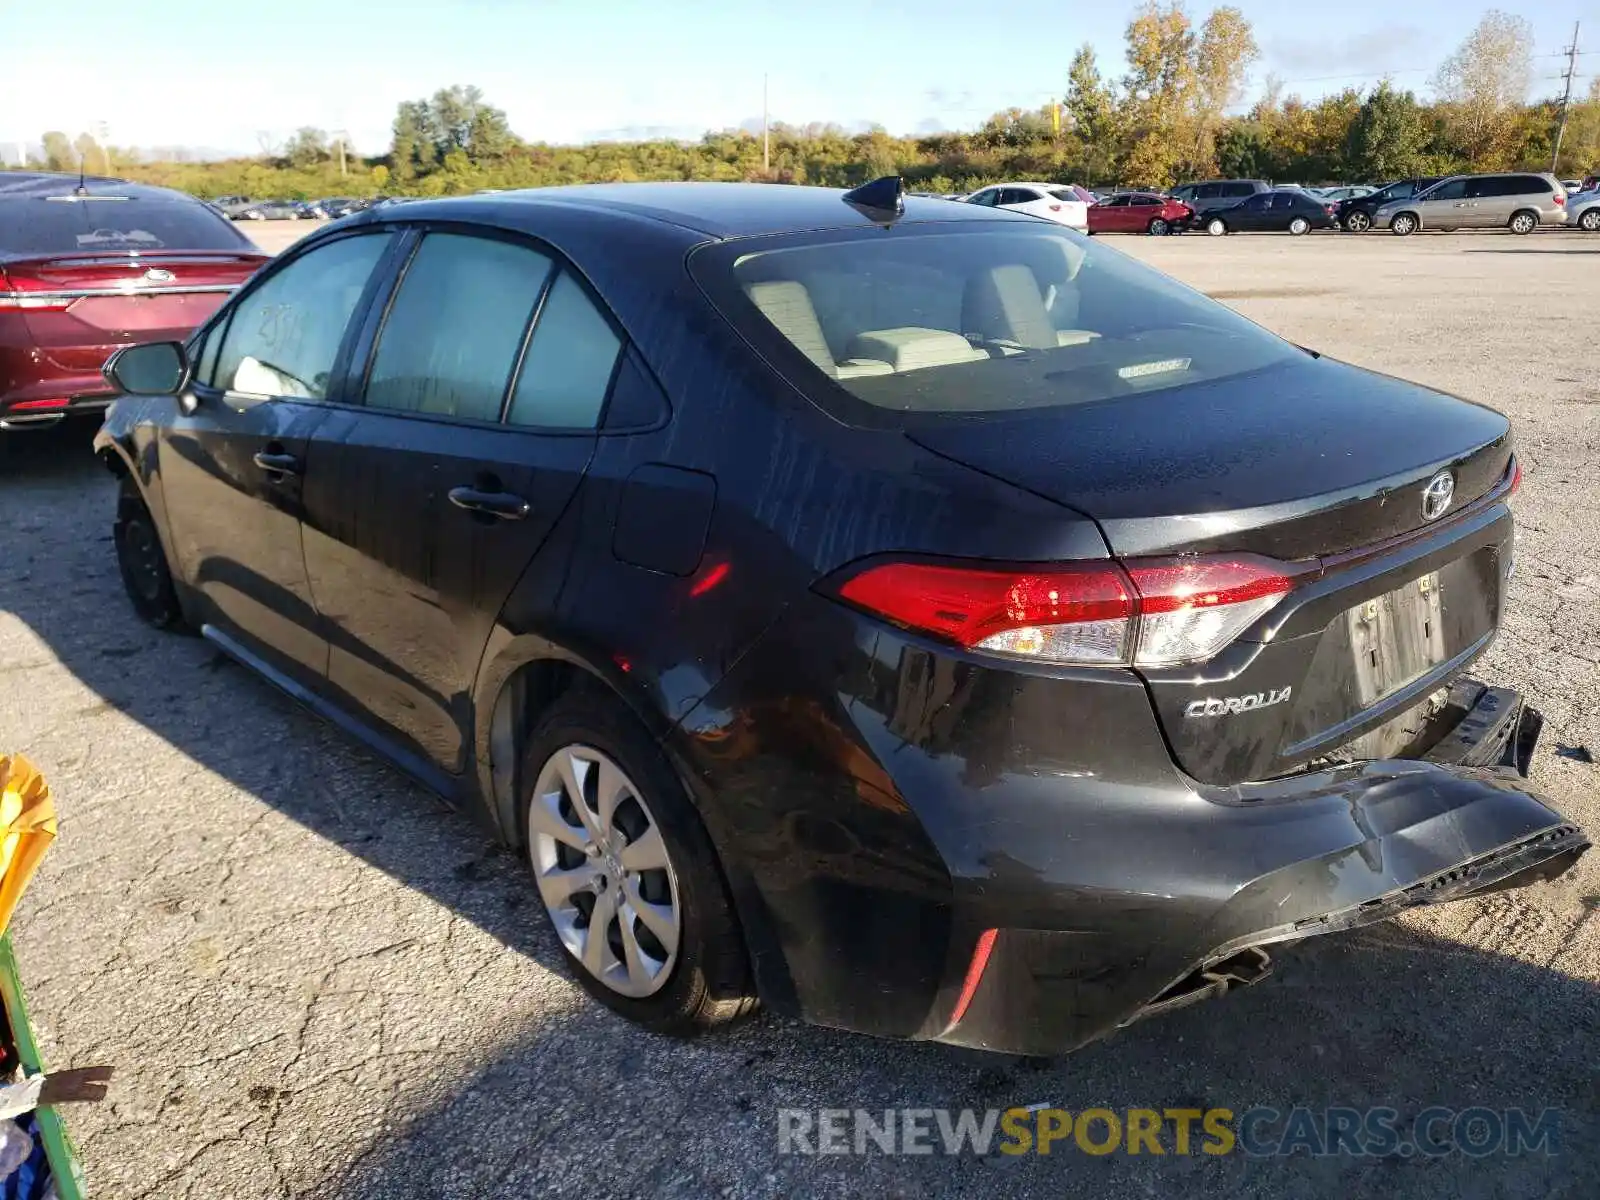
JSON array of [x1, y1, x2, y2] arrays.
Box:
[[1337, 177, 1444, 232], [1168, 179, 1271, 219]]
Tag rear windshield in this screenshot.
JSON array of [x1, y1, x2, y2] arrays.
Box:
[[693, 224, 1297, 423], [1047, 188, 1080, 202], [0, 196, 252, 257]]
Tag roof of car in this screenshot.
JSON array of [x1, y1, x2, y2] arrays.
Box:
[[385, 182, 1043, 238], [0, 170, 198, 205]]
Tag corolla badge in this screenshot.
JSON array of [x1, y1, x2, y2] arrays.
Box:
[[143, 268, 175, 283], [1421, 471, 1455, 521], [1185, 687, 1292, 718]]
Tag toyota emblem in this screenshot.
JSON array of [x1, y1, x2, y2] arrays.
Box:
[[143, 268, 175, 283], [1421, 471, 1455, 521]]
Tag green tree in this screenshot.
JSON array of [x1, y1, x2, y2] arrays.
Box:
[[1066, 44, 1119, 184], [1216, 122, 1272, 177], [42, 131, 74, 172], [285, 126, 329, 170], [1345, 82, 1430, 180]]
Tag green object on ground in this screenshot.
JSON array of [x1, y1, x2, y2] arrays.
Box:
[[0, 932, 86, 1199]]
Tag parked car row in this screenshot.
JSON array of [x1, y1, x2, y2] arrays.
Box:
[[208, 196, 380, 221], [962, 171, 1600, 238]]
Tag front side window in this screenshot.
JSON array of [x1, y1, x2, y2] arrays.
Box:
[[210, 233, 392, 399], [364, 233, 554, 422], [695, 224, 1297, 423], [1426, 179, 1468, 201]]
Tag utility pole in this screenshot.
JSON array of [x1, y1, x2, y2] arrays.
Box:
[[762, 74, 770, 174], [1552, 21, 1581, 175]]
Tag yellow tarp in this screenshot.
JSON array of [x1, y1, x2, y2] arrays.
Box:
[[0, 758, 55, 938]]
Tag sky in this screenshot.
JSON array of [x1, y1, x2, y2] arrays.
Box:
[[3, 0, 1597, 159]]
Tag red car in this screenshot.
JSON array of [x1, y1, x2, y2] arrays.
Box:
[[1087, 191, 1193, 236], [1, 173, 267, 432]]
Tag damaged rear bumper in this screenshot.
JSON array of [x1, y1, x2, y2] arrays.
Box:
[[936, 679, 1588, 1055]]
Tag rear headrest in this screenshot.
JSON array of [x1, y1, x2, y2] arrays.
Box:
[[962, 264, 1057, 350], [746, 279, 836, 375]]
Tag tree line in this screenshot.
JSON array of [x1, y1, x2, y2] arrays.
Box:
[[13, 6, 1600, 201]]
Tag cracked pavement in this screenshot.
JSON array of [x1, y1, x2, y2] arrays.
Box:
[[0, 229, 1596, 1198]]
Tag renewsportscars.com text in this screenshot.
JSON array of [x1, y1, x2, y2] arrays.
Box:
[[777, 1106, 1561, 1158]]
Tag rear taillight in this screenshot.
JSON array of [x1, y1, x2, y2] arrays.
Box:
[[7, 398, 70, 411], [1509, 457, 1523, 495], [1049, 203, 1062, 212], [833, 555, 1297, 668], [0, 271, 73, 312], [1554, 193, 1566, 206]]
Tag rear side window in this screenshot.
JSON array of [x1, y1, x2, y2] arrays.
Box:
[[364, 233, 554, 423], [1194, 183, 1222, 199], [696, 225, 1297, 422], [1224, 182, 1257, 198], [0, 196, 252, 256], [210, 233, 392, 399], [999, 188, 1039, 206], [506, 271, 622, 429]]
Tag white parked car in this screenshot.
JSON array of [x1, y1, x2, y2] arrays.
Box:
[[962, 182, 1089, 230]]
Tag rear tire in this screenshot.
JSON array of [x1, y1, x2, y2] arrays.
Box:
[[519, 690, 757, 1035], [1390, 212, 1418, 236], [1343, 211, 1371, 233], [1206, 217, 1227, 236], [1288, 217, 1310, 236], [113, 477, 184, 629], [1508, 210, 1537, 235]]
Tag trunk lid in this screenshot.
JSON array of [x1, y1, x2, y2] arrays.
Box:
[[907, 356, 1518, 785], [905, 356, 1511, 560], [2, 252, 264, 374]]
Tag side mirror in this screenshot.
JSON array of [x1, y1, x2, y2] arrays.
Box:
[[104, 341, 190, 396]]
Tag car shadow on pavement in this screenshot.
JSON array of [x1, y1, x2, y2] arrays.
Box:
[[2, 426, 1597, 1199], [320, 922, 1599, 1199]]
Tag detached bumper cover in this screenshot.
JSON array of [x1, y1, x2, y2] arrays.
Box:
[[937, 682, 1588, 1055]]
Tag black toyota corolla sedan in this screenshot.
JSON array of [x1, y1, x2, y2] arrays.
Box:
[[94, 179, 1587, 1056]]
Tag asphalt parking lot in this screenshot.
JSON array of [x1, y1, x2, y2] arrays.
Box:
[[2, 223, 1597, 1198]]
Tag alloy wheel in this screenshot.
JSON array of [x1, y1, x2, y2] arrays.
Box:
[[1289, 217, 1309, 236], [529, 744, 681, 998], [1345, 211, 1371, 233], [1148, 218, 1169, 236], [1391, 214, 1416, 236], [1509, 212, 1536, 235], [1582, 208, 1600, 232], [1207, 218, 1226, 236]]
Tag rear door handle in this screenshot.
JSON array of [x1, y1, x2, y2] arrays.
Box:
[[448, 486, 531, 521], [253, 450, 299, 476]]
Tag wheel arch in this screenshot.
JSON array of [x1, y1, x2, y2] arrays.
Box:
[[471, 631, 680, 850]]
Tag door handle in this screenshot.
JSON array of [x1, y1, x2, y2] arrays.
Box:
[[448, 486, 531, 521], [253, 450, 299, 477]]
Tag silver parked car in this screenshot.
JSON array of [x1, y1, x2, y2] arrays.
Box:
[[1375, 173, 1570, 235], [1568, 190, 1600, 232]]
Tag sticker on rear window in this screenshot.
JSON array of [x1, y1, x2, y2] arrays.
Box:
[[75, 229, 162, 248]]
